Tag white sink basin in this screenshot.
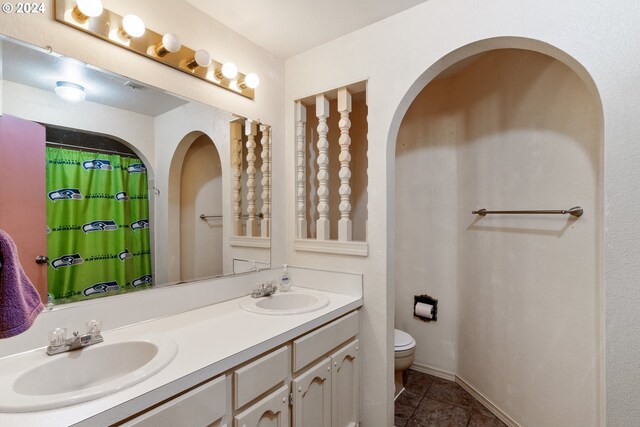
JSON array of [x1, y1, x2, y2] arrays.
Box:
[[0, 334, 177, 412], [239, 290, 330, 315]]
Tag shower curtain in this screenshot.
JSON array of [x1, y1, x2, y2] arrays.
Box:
[[46, 147, 152, 302]]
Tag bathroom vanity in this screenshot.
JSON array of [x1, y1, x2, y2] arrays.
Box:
[[123, 310, 359, 427], [0, 268, 363, 427]]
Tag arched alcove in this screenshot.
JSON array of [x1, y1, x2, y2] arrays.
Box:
[[180, 134, 223, 281], [390, 40, 603, 427], [167, 130, 222, 283]]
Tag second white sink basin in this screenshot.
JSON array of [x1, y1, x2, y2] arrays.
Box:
[[0, 334, 178, 412], [239, 290, 330, 315]]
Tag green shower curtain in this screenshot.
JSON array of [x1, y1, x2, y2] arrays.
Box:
[[46, 147, 152, 302]]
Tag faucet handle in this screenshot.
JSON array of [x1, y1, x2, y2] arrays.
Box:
[[86, 320, 102, 336], [48, 328, 67, 347]]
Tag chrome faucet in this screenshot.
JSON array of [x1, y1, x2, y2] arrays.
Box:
[[46, 320, 104, 356], [251, 281, 278, 298]]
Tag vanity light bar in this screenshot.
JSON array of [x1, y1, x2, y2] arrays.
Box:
[[53, 0, 257, 100]]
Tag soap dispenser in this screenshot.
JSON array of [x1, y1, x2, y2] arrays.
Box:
[[280, 264, 291, 292]]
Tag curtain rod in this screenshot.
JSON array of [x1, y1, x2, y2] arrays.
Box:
[[46, 141, 139, 158]]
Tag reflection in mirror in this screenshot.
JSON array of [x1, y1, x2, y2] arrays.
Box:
[[179, 133, 222, 282], [0, 34, 271, 312], [45, 127, 153, 302]]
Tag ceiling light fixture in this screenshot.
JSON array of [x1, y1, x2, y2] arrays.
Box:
[[72, 0, 103, 23], [154, 33, 181, 57], [54, 2, 258, 99], [120, 14, 145, 39], [185, 49, 211, 70], [54, 81, 86, 102]]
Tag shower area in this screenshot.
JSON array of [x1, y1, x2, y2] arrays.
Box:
[[394, 48, 602, 426]]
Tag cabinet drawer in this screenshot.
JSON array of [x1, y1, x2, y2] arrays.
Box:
[[122, 375, 226, 427], [234, 345, 289, 409], [293, 311, 358, 372], [234, 384, 290, 427]]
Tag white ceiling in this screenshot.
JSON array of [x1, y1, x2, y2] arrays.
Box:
[[185, 0, 430, 59], [2, 39, 188, 116]]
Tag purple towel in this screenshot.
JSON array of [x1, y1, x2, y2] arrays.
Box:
[[0, 229, 44, 338]]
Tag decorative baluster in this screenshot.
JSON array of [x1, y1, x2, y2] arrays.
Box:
[[260, 124, 271, 237], [245, 119, 258, 237], [337, 88, 352, 241], [315, 95, 330, 240], [230, 121, 243, 236], [295, 102, 308, 239]]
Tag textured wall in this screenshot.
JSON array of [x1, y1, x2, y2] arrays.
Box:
[[180, 135, 223, 281], [286, 0, 640, 425], [397, 49, 600, 426]]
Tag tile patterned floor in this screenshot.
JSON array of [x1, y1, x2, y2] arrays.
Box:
[[395, 370, 507, 427]]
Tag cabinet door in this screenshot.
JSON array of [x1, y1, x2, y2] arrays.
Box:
[[234, 384, 290, 427], [292, 357, 332, 427], [0, 115, 47, 301], [331, 340, 359, 427]]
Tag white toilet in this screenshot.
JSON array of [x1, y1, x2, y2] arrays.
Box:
[[394, 329, 416, 396]]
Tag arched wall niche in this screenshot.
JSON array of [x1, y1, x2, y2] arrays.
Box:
[[387, 37, 603, 156], [388, 37, 604, 427], [167, 130, 221, 283]]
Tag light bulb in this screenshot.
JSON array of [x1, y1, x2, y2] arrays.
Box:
[[55, 81, 86, 102], [194, 49, 211, 67], [122, 15, 145, 38], [244, 73, 260, 89], [71, 0, 102, 23], [221, 62, 238, 79], [186, 49, 211, 70], [155, 33, 181, 57], [76, 0, 103, 17]]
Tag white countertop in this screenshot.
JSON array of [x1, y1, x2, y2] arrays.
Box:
[[0, 286, 362, 427]]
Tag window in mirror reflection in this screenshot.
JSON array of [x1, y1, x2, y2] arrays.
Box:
[[45, 127, 152, 303]]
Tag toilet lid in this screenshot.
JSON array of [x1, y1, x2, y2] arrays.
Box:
[[395, 329, 415, 351]]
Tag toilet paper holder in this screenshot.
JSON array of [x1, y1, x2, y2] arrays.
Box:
[[414, 294, 438, 322]]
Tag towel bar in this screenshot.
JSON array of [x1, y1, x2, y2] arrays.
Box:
[[472, 206, 583, 218]]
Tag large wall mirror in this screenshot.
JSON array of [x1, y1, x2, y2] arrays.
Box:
[[0, 35, 271, 306]]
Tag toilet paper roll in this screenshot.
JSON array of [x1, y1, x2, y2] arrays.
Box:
[[415, 302, 433, 319]]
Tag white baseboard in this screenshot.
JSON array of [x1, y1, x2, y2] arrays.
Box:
[[455, 375, 521, 427], [409, 362, 456, 382], [406, 364, 520, 426]]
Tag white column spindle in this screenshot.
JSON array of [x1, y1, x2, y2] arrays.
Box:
[[230, 121, 243, 236], [245, 119, 258, 237], [315, 94, 330, 240], [337, 88, 353, 241], [295, 102, 308, 239], [260, 124, 271, 237]]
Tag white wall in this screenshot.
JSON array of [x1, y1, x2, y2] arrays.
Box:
[[180, 134, 223, 281], [396, 49, 600, 426], [286, 0, 640, 425], [154, 102, 233, 284], [2, 81, 155, 165], [395, 71, 459, 376]]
